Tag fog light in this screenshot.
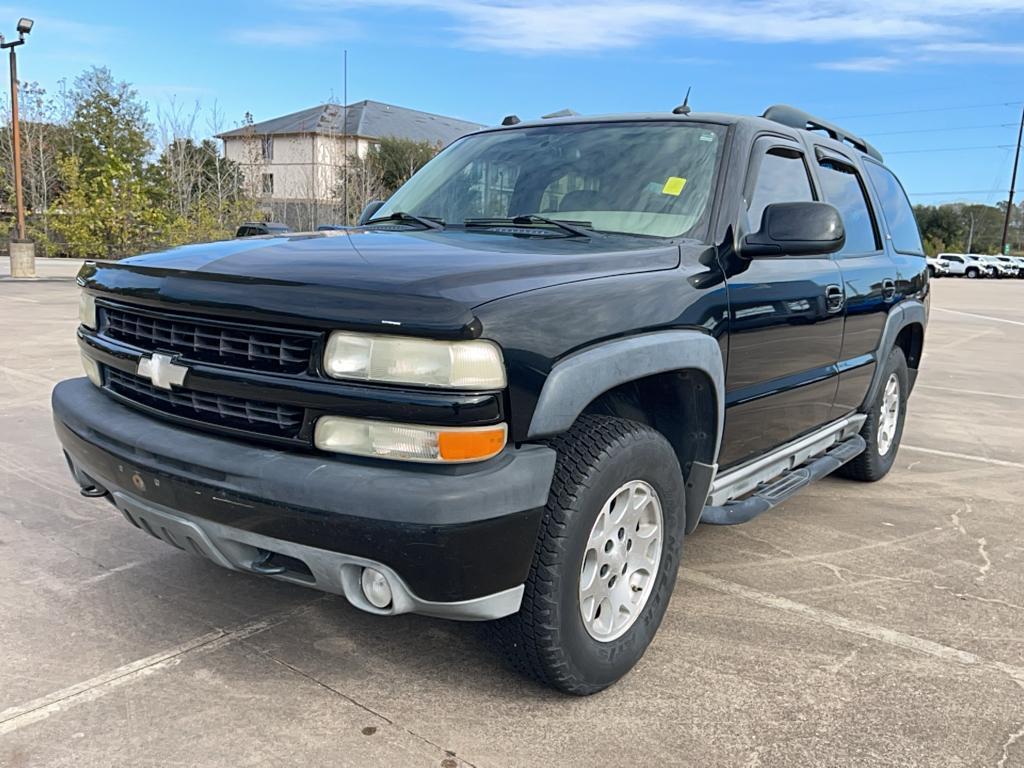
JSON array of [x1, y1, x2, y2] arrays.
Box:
[[360, 567, 393, 609]]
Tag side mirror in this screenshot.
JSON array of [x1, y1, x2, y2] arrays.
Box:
[[357, 200, 386, 226], [740, 202, 845, 258]]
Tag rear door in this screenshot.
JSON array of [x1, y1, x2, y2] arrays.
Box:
[[863, 159, 928, 300], [719, 137, 845, 468], [809, 149, 893, 416]]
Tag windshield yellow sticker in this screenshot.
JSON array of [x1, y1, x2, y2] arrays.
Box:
[[662, 176, 687, 196]]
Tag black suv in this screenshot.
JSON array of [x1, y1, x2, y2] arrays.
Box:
[[235, 221, 291, 238], [55, 105, 927, 695]]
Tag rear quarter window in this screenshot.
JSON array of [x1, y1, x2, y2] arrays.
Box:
[[864, 162, 925, 256], [817, 159, 879, 256]]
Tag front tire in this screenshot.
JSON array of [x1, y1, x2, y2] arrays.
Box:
[[966, 267, 979, 279], [486, 415, 685, 695], [838, 346, 909, 482]]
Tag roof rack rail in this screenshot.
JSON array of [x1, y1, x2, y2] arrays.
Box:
[[762, 104, 883, 162]]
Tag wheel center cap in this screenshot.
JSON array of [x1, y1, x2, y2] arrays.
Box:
[[610, 543, 627, 568]]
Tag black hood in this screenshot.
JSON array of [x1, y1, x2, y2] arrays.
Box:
[[80, 228, 679, 338]]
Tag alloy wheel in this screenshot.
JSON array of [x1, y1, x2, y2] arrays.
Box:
[[578, 480, 664, 642]]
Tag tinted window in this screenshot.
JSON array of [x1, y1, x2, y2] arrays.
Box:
[[865, 162, 924, 255], [747, 149, 814, 229], [817, 159, 879, 256]]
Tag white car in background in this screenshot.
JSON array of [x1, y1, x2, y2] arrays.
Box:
[[937, 253, 968, 276], [995, 256, 1022, 278], [926, 255, 951, 277], [962, 253, 997, 279], [938, 253, 995, 278], [979, 254, 1014, 278]]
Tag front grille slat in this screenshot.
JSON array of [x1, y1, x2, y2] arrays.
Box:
[[102, 305, 315, 375], [106, 368, 304, 439]]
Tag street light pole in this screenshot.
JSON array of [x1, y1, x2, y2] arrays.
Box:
[[1, 17, 33, 278], [8, 40, 24, 241]]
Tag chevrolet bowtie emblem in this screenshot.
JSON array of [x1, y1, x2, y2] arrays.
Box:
[[137, 353, 189, 390]]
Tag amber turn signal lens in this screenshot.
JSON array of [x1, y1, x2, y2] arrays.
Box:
[[438, 426, 507, 461]]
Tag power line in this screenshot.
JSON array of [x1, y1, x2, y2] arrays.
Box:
[[836, 101, 1024, 120], [871, 123, 1015, 137], [907, 189, 1009, 197], [884, 144, 1014, 155]]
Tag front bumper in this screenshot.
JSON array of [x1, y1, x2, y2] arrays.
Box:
[[53, 378, 556, 620]]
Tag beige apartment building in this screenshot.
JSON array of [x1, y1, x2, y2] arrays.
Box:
[[217, 100, 482, 228]]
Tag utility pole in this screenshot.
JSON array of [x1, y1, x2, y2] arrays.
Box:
[[2, 17, 33, 278], [966, 209, 976, 253], [1000, 105, 1024, 256], [342, 49, 348, 226]]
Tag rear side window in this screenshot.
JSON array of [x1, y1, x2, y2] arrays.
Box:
[[864, 162, 925, 255], [817, 159, 879, 256], [747, 149, 814, 229]]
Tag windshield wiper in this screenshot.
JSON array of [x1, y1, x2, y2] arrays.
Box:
[[365, 211, 445, 230], [464, 214, 594, 238]]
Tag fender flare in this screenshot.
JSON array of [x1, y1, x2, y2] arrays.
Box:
[[527, 330, 725, 530], [861, 299, 927, 409]]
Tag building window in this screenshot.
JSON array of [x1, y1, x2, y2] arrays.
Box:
[[262, 173, 274, 195], [261, 136, 274, 161]]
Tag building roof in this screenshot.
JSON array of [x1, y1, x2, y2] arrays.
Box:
[[216, 100, 484, 146]]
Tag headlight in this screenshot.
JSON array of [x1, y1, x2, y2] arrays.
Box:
[[323, 332, 505, 389], [79, 291, 97, 330], [314, 415, 507, 463], [81, 352, 102, 387]]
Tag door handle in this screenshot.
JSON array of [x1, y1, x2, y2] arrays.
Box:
[[825, 284, 845, 314], [881, 278, 896, 301]]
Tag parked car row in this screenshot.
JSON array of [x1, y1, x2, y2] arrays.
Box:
[[928, 252, 1024, 279]]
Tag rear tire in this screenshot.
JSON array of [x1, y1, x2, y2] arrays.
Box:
[[486, 415, 685, 695], [838, 347, 909, 482], [966, 267, 979, 279]]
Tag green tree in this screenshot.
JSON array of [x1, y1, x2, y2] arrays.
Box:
[[51, 69, 166, 258], [368, 136, 440, 195], [52, 155, 167, 258], [67, 67, 152, 181]]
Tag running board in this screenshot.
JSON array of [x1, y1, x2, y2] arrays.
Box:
[[701, 434, 866, 525]]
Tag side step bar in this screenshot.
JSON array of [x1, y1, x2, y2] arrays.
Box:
[[701, 434, 866, 525]]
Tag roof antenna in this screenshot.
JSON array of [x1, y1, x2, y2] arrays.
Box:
[[672, 87, 692, 116]]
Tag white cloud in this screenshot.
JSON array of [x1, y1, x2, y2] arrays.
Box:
[[230, 22, 359, 48], [919, 41, 1024, 56], [818, 56, 902, 72], [298, 0, 1024, 53]]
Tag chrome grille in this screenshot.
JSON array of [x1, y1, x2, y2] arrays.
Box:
[[106, 368, 304, 439], [101, 304, 315, 374]]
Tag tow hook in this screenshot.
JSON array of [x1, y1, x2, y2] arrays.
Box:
[[248, 549, 287, 575], [79, 485, 108, 498]]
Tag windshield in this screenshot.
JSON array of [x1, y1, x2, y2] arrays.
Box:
[[375, 121, 726, 238]]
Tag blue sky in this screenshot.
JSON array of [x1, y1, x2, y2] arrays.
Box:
[[10, 0, 1024, 206]]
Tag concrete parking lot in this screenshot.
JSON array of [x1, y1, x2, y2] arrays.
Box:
[[1, 260, 1022, 767]]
